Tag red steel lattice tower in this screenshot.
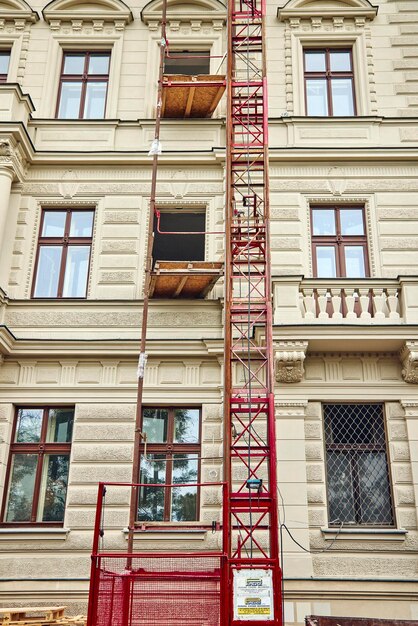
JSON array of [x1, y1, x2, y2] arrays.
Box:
[[224, 0, 282, 622]]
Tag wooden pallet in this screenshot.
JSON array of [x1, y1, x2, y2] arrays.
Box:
[[0, 607, 66, 626], [0, 607, 86, 626]]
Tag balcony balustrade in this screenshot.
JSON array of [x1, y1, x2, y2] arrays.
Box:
[[273, 276, 418, 326]]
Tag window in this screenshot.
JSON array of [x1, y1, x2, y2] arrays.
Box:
[[152, 209, 205, 264], [57, 52, 110, 119], [304, 48, 355, 116], [2, 407, 74, 524], [138, 408, 200, 522], [311, 206, 369, 278], [32, 209, 94, 298], [164, 50, 210, 75], [0, 51, 10, 83], [324, 404, 394, 526]]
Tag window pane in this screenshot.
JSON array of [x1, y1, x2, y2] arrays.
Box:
[[172, 455, 198, 522], [138, 454, 166, 521], [62, 246, 90, 298], [340, 209, 364, 235], [70, 211, 94, 237], [326, 404, 377, 445], [34, 246, 62, 297], [316, 246, 336, 277], [330, 50, 352, 72], [46, 408, 74, 443], [5, 454, 38, 522], [326, 451, 356, 525], [331, 79, 354, 116], [88, 54, 110, 75], [312, 209, 336, 235], [304, 50, 326, 72], [0, 51, 10, 75], [357, 452, 393, 525], [344, 246, 366, 278], [84, 82, 107, 119], [58, 82, 82, 118], [15, 408, 43, 443], [143, 409, 168, 443], [37, 454, 69, 522], [306, 79, 328, 116], [174, 409, 199, 443], [63, 54, 85, 75], [42, 212, 66, 237]]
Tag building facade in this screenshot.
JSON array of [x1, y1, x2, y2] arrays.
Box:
[[0, 0, 418, 622]]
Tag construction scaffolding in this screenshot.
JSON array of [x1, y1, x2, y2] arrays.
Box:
[[86, 0, 282, 621]]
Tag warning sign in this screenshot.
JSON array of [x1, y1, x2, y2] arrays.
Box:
[[233, 569, 274, 621]]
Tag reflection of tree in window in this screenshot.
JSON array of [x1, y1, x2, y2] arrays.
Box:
[[138, 408, 200, 522], [2, 408, 74, 524]]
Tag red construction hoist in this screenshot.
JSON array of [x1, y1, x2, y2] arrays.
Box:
[[86, 0, 282, 621], [224, 0, 282, 622]]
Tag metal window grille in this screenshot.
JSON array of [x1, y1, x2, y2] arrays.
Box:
[[324, 404, 394, 526]]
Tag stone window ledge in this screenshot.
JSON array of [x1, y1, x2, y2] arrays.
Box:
[[321, 527, 407, 542], [0, 527, 70, 541], [123, 528, 207, 541]]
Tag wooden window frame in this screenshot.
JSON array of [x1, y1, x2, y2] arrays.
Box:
[[32, 207, 94, 299], [138, 407, 201, 523], [311, 205, 370, 278], [304, 47, 357, 116], [323, 403, 395, 528], [1, 406, 74, 527], [56, 51, 110, 119]]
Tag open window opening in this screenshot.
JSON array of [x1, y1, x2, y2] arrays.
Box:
[[164, 50, 210, 76], [152, 209, 206, 264], [149, 208, 222, 299]]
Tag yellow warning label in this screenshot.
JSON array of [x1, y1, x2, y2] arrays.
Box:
[[237, 608, 271, 615]]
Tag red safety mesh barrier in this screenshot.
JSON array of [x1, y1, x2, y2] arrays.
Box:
[[91, 555, 224, 626]]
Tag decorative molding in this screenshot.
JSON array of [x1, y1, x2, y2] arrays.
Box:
[[274, 340, 308, 383], [400, 341, 418, 385], [0, 0, 38, 24], [141, 0, 226, 29], [278, 0, 378, 21], [43, 0, 133, 31], [0, 138, 27, 181]]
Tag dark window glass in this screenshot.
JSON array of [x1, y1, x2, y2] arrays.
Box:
[[304, 48, 355, 116], [138, 407, 200, 522], [324, 404, 394, 526], [2, 408, 74, 525], [311, 206, 369, 278], [33, 209, 94, 299], [57, 51, 110, 119]]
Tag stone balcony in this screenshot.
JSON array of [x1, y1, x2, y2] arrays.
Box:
[[273, 276, 418, 326]]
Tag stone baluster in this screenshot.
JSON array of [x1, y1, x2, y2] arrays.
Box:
[[302, 288, 316, 320], [387, 288, 400, 320], [373, 288, 387, 320], [358, 288, 371, 320], [344, 288, 357, 320], [316, 288, 329, 320], [330, 288, 343, 320]]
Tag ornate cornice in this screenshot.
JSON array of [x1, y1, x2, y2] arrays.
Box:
[[274, 340, 308, 383]]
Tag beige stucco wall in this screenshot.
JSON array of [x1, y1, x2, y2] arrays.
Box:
[[0, 0, 418, 623]]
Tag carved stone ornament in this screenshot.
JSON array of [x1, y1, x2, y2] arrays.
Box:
[[275, 341, 308, 383], [400, 341, 418, 384]]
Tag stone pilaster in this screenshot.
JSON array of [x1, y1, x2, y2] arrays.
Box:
[[401, 401, 418, 527], [275, 400, 313, 577]]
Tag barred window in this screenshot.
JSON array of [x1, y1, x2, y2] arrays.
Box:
[[324, 404, 394, 526]]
